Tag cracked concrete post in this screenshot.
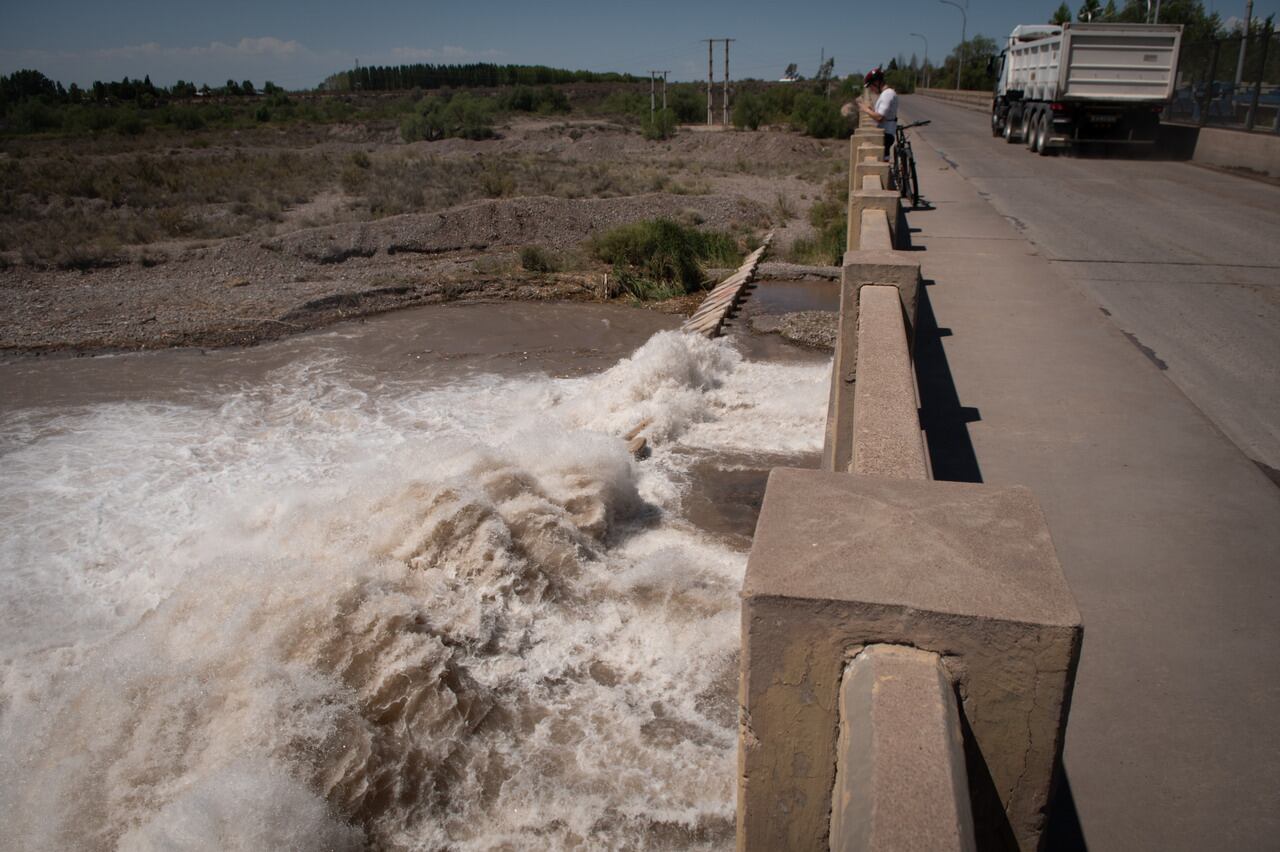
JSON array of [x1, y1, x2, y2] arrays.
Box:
[[738, 470, 1082, 852]]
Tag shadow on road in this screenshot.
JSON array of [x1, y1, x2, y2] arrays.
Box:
[[1045, 769, 1090, 852], [1057, 123, 1198, 162], [914, 281, 983, 483]]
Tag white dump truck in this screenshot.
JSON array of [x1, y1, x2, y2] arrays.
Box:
[[991, 22, 1183, 154]]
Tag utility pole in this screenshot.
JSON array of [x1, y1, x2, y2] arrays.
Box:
[[1235, 0, 1254, 88], [649, 70, 669, 118], [705, 39, 715, 125], [940, 0, 968, 90], [727, 38, 737, 126]]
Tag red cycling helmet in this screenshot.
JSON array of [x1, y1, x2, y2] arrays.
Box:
[[864, 67, 886, 87]]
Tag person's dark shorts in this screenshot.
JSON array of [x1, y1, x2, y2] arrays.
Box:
[[883, 132, 893, 159]]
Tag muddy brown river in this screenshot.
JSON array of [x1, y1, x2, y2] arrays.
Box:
[[0, 293, 832, 850]]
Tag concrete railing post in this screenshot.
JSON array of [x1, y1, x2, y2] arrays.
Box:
[[854, 159, 890, 193], [859, 210, 893, 251], [847, 185, 900, 252], [738, 471, 1082, 852], [823, 250, 920, 473], [849, 133, 881, 193], [850, 285, 928, 479], [831, 645, 976, 852]]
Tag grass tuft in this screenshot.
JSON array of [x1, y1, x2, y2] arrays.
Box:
[[590, 218, 740, 300], [520, 245, 560, 273]]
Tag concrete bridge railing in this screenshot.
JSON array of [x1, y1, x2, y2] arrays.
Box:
[[915, 87, 992, 112], [737, 128, 1083, 851]]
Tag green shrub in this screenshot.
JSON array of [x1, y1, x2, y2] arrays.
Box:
[[668, 84, 706, 123], [641, 107, 677, 140], [790, 93, 848, 139], [400, 92, 496, 142], [600, 91, 645, 117], [732, 92, 766, 130], [761, 85, 800, 120], [501, 85, 570, 114], [590, 218, 739, 298], [170, 107, 206, 131], [115, 110, 145, 136], [10, 101, 62, 133], [836, 76, 863, 100], [448, 93, 497, 139], [520, 245, 560, 273]]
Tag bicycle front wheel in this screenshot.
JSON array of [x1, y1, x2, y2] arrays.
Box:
[[908, 152, 920, 208]]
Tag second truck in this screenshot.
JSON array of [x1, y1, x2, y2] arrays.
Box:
[[991, 22, 1183, 154]]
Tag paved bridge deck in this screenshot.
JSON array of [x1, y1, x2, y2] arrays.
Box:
[[900, 98, 1280, 849]]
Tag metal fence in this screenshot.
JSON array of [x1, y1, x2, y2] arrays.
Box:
[[1166, 28, 1280, 132]]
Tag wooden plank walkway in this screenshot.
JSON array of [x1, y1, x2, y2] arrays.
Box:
[[681, 233, 773, 338]]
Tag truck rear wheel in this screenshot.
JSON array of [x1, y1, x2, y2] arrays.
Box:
[[991, 109, 1004, 137], [1026, 109, 1041, 150], [1036, 117, 1053, 156], [1003, 107, 1022, 143]]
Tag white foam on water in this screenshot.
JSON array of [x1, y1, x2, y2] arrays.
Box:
[[0, 330, 829, 850]]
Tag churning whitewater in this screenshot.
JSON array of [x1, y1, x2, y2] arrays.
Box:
[[0, 328, 829, 850]]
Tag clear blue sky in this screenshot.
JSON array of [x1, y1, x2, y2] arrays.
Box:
[[3, 0, 1276, 89]]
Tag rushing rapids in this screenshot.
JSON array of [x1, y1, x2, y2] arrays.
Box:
[[0, 313, 829, 850]]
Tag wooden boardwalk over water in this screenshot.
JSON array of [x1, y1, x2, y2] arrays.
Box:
[[681, 234, 773, 338]]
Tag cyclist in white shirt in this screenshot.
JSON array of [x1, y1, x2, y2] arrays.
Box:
[[857, 67, 898, 160]]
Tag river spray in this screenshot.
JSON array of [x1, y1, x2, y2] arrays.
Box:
[[0, 329, 828, 849]]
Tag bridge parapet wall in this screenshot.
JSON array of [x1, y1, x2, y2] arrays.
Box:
[[916, 87, 991, 112], [738, 130, 1082, 852]]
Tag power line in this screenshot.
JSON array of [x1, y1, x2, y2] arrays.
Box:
[[602, 40, 703, 74]]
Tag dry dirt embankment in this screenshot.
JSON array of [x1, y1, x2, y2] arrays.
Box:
[[0, 118, 842, 354]]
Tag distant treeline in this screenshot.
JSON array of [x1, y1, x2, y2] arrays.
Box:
[[0, 68, 369, 135], [2, 63, 870, 143], [323, 63, 641, 92], [1, 69, 282, 109]]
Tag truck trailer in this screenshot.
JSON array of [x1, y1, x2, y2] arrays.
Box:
[[991, 22, 1183, 154]]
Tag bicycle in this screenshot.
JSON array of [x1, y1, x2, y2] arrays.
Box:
[[890, 119, 931, 209]]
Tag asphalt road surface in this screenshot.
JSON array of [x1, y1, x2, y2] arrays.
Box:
[[902, 96, 1280, 483], [896, 96, 1280, 851]]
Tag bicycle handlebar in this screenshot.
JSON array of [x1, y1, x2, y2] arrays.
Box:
[[899, 120, 932, 131]]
